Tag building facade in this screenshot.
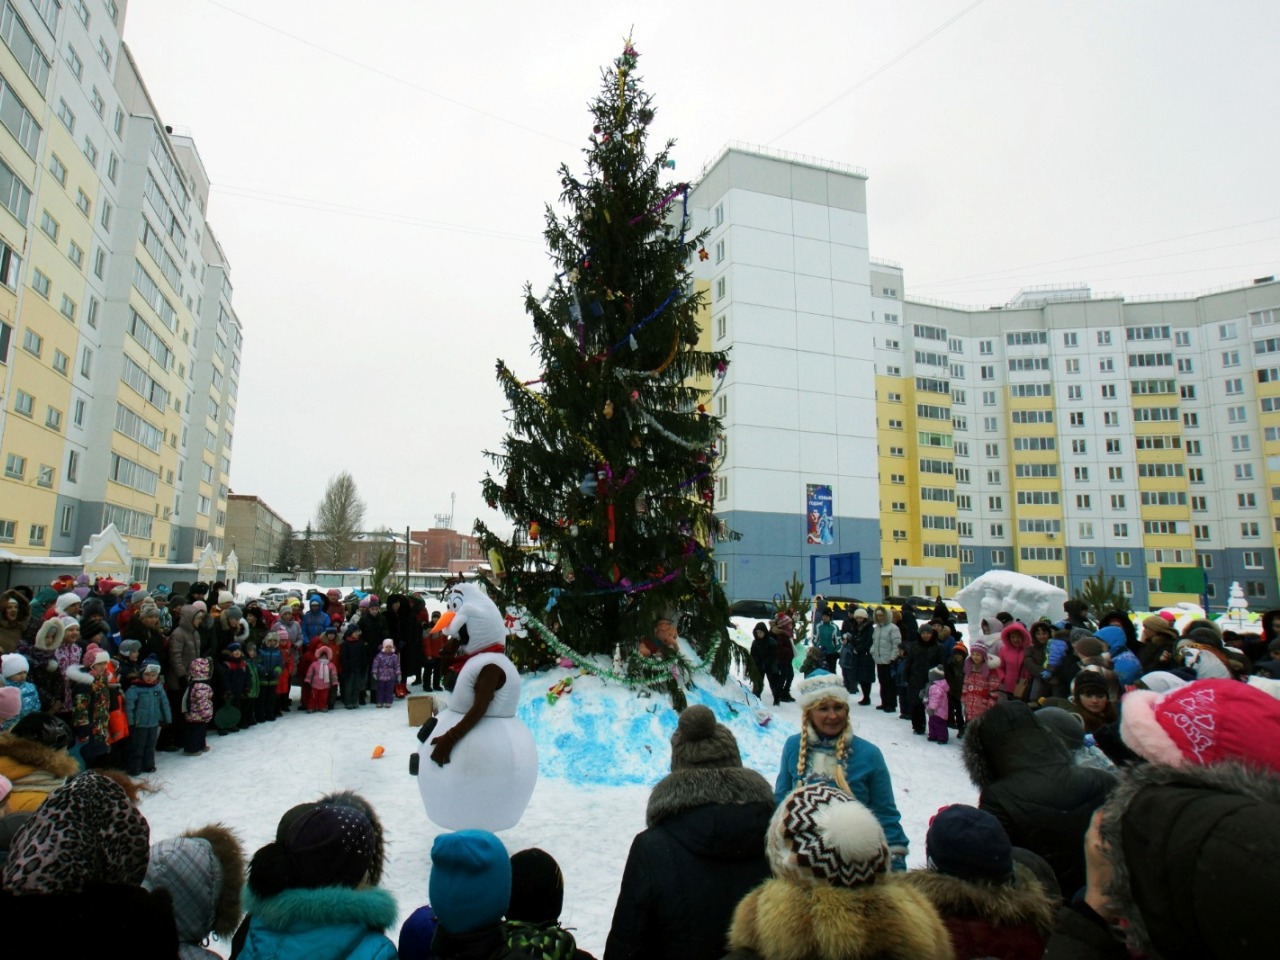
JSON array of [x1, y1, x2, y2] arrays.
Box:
[[688, 145, 882, 602], [882, 275, 1280, 611], [0, 1, 240, 583], [225, 494, 287, 580], [693, 144, 1278, 610]]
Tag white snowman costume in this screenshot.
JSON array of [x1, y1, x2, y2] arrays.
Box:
[[418, 582, 538, 831]]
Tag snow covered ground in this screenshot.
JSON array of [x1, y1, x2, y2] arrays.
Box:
[[140, 661, 977, 957]]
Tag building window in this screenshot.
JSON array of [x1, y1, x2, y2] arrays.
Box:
[[99, 199, 111, 230], [991, 549, 1006, 565], [1076, 494, 1091, 509], [1246, 581, 1268, 598], [59, 503, 74, 535], [1113, 523, 1129, 537], [82, 137, 97, 166], [1066, 384, 1081, 400], [36, 464, 53, 487], [67, 448, 79, 481], [107, 151, 119, 182], [31, 268, 50, 298], [65, 44, 82, 79], [4, 453, 24, 479], [1242, 521, 1261, 538], [22, 327, 41, 356], [715, 277, 725, 301], [715, 313, 726, 341], [14, 389, 33, 416], [39, 209, 57, 240], [0, 519, 12, 543], [72, 399, 84, 427], [48, 154, 66, 185], [1244, 551, 1264, 569], [1065, 358, 1080, 373], [90, 86, 104, 117], [97, 36, 111, 68], [76, 189, 91, 217], [59, 294, 76, 321], [56, 98, 74, 132], [93, 248, 106, 279], [28, 524, 46, 546], [1108, 466, 1124, 481], [52, 349, 68, 374], [67, 240, 83, 269], [1080, 550, 1096, 566]]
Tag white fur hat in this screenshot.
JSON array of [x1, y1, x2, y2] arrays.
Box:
[[55, 592, 81, 614], [768, 782, 889, 887], [1, 653, 29, 679], [796, 671, 848, 711]]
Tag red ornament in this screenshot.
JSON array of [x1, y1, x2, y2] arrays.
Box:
[[698, 247, 709, 261]]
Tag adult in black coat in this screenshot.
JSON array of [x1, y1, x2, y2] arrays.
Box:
[[840, 610, 875, 704], [605, 706, 773, 960], [904, 624, 943, 735], [386, 593, 423, 684], [962, 700, 1116, 897], [748, 622, 778, 701], [1044, 761, 1280, 960]]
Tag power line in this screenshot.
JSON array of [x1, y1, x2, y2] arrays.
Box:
[[919, 233, 1280, 291], [197, 0, 577, 148], [767, 0, 989, 145], [924, 259, 1280, 299], [212, 183, 543, 244], [910, 214, 1280, 288]]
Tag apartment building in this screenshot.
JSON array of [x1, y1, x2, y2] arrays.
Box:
[[0, 1, 239, 583], [687, 144, 882, 601], [691, 144, 1277, 609], [225, 494, 288, 580], [883, 275, 1280, 610]]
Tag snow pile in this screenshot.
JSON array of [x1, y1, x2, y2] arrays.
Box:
[[954, 570, 1067, 628], [519, 665, 790, 786]]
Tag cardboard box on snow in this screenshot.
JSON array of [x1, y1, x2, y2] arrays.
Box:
[[407, 693, 437, 726]]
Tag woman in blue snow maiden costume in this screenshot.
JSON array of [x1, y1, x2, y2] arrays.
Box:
[[773, 671, 910, 870]]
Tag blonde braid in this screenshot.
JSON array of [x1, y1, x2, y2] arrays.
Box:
[[832, 726, 853, 795], [796, 724, 810, 779]]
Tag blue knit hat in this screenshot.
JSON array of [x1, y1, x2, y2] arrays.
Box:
[[926, 804, 1013, 883], [429, 830, 511, 934]]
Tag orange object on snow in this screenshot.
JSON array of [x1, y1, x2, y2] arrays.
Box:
[[371, 745, 385, 759]]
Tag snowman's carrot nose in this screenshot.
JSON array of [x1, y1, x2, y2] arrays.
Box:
[[432, 611, 456, 635]]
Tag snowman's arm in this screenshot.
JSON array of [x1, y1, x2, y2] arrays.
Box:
[[430, 663, 507, 766]]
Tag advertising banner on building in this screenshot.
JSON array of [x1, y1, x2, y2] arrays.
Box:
[[806, 483, 834, 545]]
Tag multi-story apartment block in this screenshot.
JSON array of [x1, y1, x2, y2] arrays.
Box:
[[693, 144, 1278, 609], [888, 277, 1280, 610], [225, 494, 288, 581], [688, 145, 882, 601], [0, 1, 240, 582]]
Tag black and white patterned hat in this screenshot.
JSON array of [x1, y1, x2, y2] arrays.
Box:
[[767, 782, 889, 887]]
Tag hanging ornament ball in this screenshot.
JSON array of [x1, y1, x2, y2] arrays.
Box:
[[697, 404, 707, 414], [698, 247, 709, 261], [593, 124, 602, 134], [630, 390, 640, 402], [529, 521, 540, 541], [662, 158, 676, 169], [604, 400, 615, 419]]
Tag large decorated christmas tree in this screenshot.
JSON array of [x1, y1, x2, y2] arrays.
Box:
[[475, 39, 734, 696]]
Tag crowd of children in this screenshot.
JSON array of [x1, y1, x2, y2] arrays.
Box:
[[0, 577, 444, 773]]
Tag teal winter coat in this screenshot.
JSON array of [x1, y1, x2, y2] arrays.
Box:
[[238, 885, 398, 960]]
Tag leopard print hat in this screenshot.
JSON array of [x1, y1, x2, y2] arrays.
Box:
[[1, 771, 149, 895]]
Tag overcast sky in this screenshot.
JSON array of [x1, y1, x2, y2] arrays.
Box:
[[122, 0, 1280, 536]]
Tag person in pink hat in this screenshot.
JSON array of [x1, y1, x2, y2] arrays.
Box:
[[1120, 677, 1280, 773], [66, 646, 113, 765]]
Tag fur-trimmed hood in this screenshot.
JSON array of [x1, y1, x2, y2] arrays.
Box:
[[1098, 760, 1280, 959], [0, 732, 78, 779], [728, 876, 954, 960], [33, 618, 65, 653], [243, 883, 397, 933], [900, 862, 1054, 935], [144, 824, 245, 945], [646, 765, 775, 827], [0, 589, 30, 632], [962, 700, 1071, 788], [65, 663, 99, 687]]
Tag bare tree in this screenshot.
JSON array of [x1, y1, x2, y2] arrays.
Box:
[[315, 472, 366, 569]]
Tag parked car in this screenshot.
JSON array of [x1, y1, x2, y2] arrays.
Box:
[[728, 599, 777, 620]]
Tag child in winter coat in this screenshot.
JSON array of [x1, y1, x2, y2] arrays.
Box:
[[116, 638, 144, 690], [961, 640, 1002, 724], [925, 666, 950, 744], [0, 653, 42, 731], [371, 639, 400, 708], [241, 643, 261, 729], [183, 658, 214, 755], [305, 647, 337, 713], [272, 624, 294, 713], [215, 643, 251, 735], [124, 659, 172, 775], [68, 646, 112, 764], [943, 641, 968, 736], [340, 622, 369, 710], [256, 632, 284, 722]]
